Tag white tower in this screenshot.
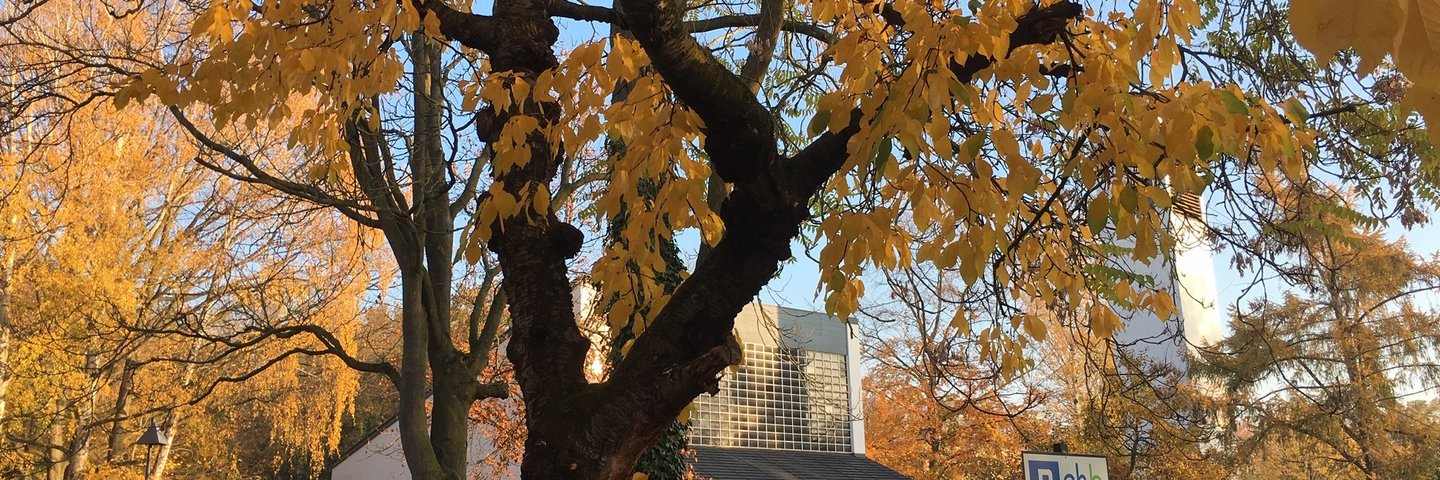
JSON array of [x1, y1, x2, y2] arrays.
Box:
[[1110, 192, 1223, 371]]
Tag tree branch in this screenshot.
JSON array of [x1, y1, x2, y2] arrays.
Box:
[[552, 0, 840, 43], [423, 0, 504, 53], [168, 107, 383, 228], [466, 279, 509, 374], [787, 0, 1083, 197], [476, 381, 511, 400], [616, 0, 778, 185], [603, 0, 1087, 438], [548, 1, 836, 43], [687, 13, 834, 44]]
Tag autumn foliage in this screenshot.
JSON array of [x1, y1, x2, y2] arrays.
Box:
[[2, 0, 1439, 477]]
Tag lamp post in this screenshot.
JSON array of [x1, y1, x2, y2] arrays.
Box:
[[135, 422, 168, 479]]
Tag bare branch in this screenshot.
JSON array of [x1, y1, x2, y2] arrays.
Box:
[[169, 107, 383, 228], [548, 1, 836, 44]]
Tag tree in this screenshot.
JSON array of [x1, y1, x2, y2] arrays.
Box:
[[858, 265, 1227, 480], [1198, 186, 1440, 480], [6, 0, 1415, 477], [0, 73, 379, 477], [863, 361, 1052, 480]]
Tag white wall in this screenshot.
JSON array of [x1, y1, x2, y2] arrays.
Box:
[[330, 419, 410, 480], [846, 326, 866, 455], [733, 303, 851, 355]]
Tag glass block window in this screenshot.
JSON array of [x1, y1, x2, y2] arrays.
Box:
[[688, 343, 852, 452]]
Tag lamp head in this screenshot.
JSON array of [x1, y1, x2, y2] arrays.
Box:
[[136, 424, 168, 446]]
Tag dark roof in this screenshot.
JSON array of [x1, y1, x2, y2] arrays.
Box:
[[690, 446, 911, 480]]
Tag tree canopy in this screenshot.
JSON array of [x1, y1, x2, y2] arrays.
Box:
[[3, 0, 1440, 478]]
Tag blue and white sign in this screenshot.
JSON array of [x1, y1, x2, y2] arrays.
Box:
[[1022, 452, 1108, 480]]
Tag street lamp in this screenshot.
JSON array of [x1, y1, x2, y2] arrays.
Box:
[[135, 423, 168, 479]]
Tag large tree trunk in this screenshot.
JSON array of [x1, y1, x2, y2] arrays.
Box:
[[473, 3, 610, 478], [0, 260, 13, 428], [62, 355, 100, 480], [106, 360, 135, 461], [388, 33, 475, 480], [416, 1, 1082, 477], [391, 265, 451, 479], [46, 402, 66, 479]]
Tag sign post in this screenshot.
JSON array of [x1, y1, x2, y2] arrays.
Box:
[[1022, 451, 1108, 480]]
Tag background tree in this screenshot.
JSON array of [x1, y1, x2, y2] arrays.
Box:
[[863, 361, 1052, 480], [1198, 185, 1440, 480], [0, 41, 384, 478], [859, 264, 1228, 480]]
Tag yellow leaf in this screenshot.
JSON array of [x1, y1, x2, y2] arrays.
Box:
[[1086, 193, 1110, 232], [1149, 35, 1176, 86], [992, 128, 1020, 162], [422, 11, 443, 38], [1022, 314, 1047, 341], [1394, 0, 1440, 87], [949, 308, 970, 335], [531, 185, 552, 215], [491, 186, 518, 218], [1029, 94, 1054, 114], [1289, 0, 1401, 73], [307, 163, 328, 182], [298, 50, 316, 70], [464, 232, 484, 264], [1150, 290, 1177, 320], [206, 6, 233, 40], [511, 79, 531, 106], [1401, 84, 1440, 128]]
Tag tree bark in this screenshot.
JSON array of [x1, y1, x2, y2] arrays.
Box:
[[386, 32, 482, 480], [46, 400, 66, 479], [106, 360, 136, 461], [413, 0, 1084, 477], [0, 258, 13, 428], [62, 354, 100, 480]]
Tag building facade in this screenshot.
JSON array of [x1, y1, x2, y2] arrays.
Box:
[[684, 304, 906, 479], [329, 303, 907, 479], [688, 304, 864, 454]]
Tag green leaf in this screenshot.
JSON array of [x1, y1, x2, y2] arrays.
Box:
[[1195, 125, 1216, 160], [963, 131, 988, 160], [1087, 194, 1110, 232], [808, 110, 830, 137], [1284, 98, 1310, 125], [1118, 186, 1139, 213], [1220, 90, 1250, 116], [871, 139, 892, 176]]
